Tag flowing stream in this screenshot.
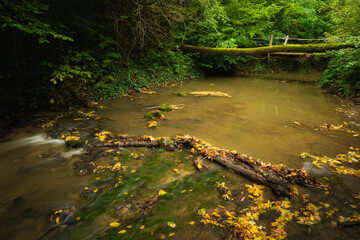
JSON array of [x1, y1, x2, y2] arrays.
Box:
[[1, 74, 360, 239]]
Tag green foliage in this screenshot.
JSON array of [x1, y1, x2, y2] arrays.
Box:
[[329, 0, 360, 37], [0, 0, 73, 43], [277, 0, 331, 39], [319, 46, 360, 97]]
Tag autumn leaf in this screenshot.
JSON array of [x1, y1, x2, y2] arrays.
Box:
[[172, 169, 180, 173], [110, 222, 121, 227], [156, 233, 166, 239], [158, 190, 167, 196], [167, 221, 176, 228], [169, 233, 175, 237], [139, 225, 145, 230], [118, 230, 126, 234], [126, 225, 132, 228], [189, 221, 195, 225]]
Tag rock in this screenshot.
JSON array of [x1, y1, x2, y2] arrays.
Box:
[[65, 135, 84, 148], [144, 110, 165, 119], [80, 186, 99, 198], [73, 160, 96, 174], [115, 204, 139, 222]]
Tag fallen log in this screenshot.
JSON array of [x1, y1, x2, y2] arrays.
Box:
[[94, 133, 317, 197], [182, 43, 354, 56]]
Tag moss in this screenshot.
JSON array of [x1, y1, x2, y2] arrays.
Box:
[[158, 104, 173, 111], [182, 43, 355, 56], [144, 110, 164, 119], [172, 92, 187, 96]]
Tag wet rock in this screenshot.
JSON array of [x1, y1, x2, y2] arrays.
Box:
[[65, 135, 84, 148], [22, 207, 33, 217], [73, 160, 96, 174], [8, 196, 24, 210], [80, 186, 100, 198], [115, 204, 139, 223]]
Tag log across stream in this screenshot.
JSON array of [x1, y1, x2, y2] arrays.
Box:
[[95, 133, 317, 197]]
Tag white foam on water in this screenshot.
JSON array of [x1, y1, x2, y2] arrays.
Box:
[[61, 148, 83, 158], [0, 134, 64, 153]]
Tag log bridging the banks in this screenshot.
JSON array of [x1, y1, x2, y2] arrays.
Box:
[[94, 133, 317, 197], [182, 43, 355, 56]]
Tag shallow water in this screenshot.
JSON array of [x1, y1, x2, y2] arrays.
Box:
[[1, 74, 360, 240], [99, 76, 356, 169]]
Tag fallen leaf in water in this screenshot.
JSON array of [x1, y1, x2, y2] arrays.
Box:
[[158, 190, 167, 196], [118, 230, 127, 234], [156, 233, 166, 239], [139, 225, 145, 229], [110, 222, 121, 227], [167, 221, 176, 228]]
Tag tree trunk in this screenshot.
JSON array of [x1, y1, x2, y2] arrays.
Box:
[[182, 43, 355, 56], [94, 134, 317, 197]]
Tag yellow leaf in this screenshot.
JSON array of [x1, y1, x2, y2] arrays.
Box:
[[158, 190, 167, 196], [181, 190, 186, 193], [139, 225, 145, 230], [110, 222, 121, 227], [189, 221, 195, 225], [169, 233, 175, 237], [173, 169, 180, 173], [323, 203, 330, 208], [350, 204, 357, 209], [95, 177, 101, 180], [126, 225, 132, 228], [118, 230, 127, 234], [212, 212, 221, 218], [188, 189, 193, 192], [75, 217, 81, 221], [56, 217, 60, 224], [130, 170, 136, 173], [156, 233, 166, 239], [169, 222, 176, 228]]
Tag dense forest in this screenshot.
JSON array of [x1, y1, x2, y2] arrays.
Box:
[[1, 0, 359, 123]]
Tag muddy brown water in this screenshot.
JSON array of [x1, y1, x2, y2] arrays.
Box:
[[0, 74, 360, 239]]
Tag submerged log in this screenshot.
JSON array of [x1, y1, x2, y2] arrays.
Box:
[[182, 43, 354, 56], [95, 134, 317, 197]]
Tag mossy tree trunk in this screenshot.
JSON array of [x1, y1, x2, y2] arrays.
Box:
[[182, 43, 355, 56]]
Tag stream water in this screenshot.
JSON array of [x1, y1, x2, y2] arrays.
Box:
[[1, 74, 360, 240]]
